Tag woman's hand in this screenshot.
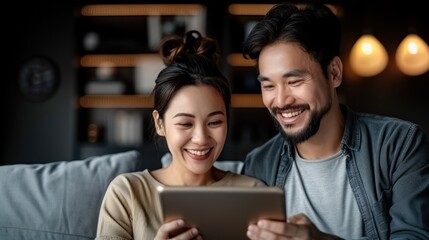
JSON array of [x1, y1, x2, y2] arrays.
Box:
[[246, 213, 340, 240], [155, 219, 202, 240]]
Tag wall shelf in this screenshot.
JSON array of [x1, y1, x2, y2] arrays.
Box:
[[79, 94, 264, 108], [80, 53, 256, 67]]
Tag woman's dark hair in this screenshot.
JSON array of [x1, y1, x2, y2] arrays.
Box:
[[151, 30, 231, 140], [242, 3, 341, 78]]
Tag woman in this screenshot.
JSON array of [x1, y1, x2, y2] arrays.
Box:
[[95, 30, 265, 240]]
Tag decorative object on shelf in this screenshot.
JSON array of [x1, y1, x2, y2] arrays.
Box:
[[395, 34, 429, 76], [88, 123, 103, 143], [135, 55, 165, 94], [18, 56, 60, 102], [349, 34, 389, 77]]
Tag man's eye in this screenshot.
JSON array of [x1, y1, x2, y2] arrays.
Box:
[[289, 79, 303, 85], [261, 84, 274, 90]]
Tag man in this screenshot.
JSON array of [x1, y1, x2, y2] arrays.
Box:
[[242, 3, 429, 240]]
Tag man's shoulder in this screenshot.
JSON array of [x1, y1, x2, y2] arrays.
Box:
[[344, 105, 428, 151], [345, 104, 417, 128], [353, 110, 421, 133], [344, 104, 423, 138]]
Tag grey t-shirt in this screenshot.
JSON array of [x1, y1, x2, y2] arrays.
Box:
[[285, 150, 365, 239]]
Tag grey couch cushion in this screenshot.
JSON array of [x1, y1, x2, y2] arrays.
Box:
[[0, 150, 143, 240]]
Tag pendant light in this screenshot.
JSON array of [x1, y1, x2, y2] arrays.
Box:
[[349, 34, 389, 77], [395, 34, 429, 76]]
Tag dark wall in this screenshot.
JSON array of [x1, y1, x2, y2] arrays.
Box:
[[2, 2, 76, 164]]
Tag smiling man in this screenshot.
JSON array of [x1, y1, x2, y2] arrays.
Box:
[[241, 3, 429, 240]]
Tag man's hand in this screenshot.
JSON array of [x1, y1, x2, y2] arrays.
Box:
[[246, 213, 340, 240]]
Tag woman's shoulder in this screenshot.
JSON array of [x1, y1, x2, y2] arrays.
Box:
[[109, 169, 160, 190], [106, 169, 163, 202]]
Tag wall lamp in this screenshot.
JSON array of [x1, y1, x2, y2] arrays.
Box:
[[349, 34, 389, 77], [350, 33, 429, 77], [395, 34, 429, 76]]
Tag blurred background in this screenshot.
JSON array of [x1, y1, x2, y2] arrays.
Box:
[[2, 0, 428, 169]]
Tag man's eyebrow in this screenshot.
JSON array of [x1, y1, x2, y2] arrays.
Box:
[[257, 75, 268, 82], [257, 69, 308, 82], [285, 69, 308, 77]]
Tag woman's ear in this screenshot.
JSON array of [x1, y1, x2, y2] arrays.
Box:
[[329, 56, 343, 88], [152, 110, 165, 136]]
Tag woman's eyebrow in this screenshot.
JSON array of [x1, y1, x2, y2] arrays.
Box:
[[173, 111, 224, 119]]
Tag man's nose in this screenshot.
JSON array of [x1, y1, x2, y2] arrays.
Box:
[[275, 86, 294, 107]]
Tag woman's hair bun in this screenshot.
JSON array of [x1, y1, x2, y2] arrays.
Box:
[[160, 30, 220, 66]]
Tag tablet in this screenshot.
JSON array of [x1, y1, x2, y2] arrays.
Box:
[[158, 186, 286, 240]]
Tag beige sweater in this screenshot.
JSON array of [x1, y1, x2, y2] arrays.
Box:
[[96, 169, 265, 240]]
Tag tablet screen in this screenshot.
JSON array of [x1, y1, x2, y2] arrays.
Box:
[[158, 186, 286, 240]]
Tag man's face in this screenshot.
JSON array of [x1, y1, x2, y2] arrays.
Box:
[[257, 42, 333, 144]]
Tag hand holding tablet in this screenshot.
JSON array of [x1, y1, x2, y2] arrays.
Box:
[[158, 186, 286, 240]]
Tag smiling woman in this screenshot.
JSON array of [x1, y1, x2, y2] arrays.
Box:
[[95, 30, 266, 240]]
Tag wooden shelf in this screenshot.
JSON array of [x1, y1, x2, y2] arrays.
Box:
[[79, 94, 264, 108], [228, 4, 274, 16], [80, 54, 160, 67], [80, 53, 256, 68], [80, 4, 205, 16], [231, 94, 264, 108]]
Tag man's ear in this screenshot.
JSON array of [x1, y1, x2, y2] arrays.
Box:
[[329, 56, 343, 88], [152, 110, 165, 136]]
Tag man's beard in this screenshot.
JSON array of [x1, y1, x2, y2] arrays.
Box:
[[271, 102, 331, 145]]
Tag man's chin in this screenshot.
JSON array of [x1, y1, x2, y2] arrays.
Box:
[[278, 124, 313, 145]]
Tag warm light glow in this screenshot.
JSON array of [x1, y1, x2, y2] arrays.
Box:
[[395, 34, 429, 76], [349, 34, 389, 77]]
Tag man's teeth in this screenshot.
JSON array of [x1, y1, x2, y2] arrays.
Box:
[[188, 149, 210, 155], [281, 111, 301, 118]]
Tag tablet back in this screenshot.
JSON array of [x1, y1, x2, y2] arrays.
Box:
[[158, 186, 286, 240]]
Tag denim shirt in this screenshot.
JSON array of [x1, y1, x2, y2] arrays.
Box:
[[242, 104, 429, 239]]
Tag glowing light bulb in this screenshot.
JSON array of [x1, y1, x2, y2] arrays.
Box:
[[395, 34, 429, 76], [349, 34, 389, 77]]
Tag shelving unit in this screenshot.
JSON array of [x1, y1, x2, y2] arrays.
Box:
[[75, 2, 278, 161]]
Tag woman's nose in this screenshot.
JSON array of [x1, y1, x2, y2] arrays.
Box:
[[192, 125, 209, 144]]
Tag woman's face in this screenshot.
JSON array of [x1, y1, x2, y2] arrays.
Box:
[[153, 84, 227, 175]]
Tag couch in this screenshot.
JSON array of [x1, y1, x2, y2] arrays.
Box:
[[0, 150, 243, 240], [0, 150, 144, 240]]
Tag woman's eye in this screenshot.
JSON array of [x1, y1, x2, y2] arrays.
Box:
[[177, 123, 192, 127], [208, 120, 223, 127]]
